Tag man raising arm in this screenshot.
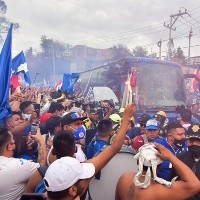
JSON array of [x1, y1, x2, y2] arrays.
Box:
[[43, 104, 136, 200]]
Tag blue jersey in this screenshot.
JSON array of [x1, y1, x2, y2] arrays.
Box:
[[154, 137, 187, 181], [87, 136, 110, 159]]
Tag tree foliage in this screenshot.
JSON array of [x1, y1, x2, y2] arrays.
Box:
[[132, 46, 157, 58], [26, 36, 72, 82], [0, 0, 6, 14], [132, 46, 149, 57], [171, 46, 186, 64], [0, 0, 19, 39], [40, 35, 71, 59], [112, 44, 132, 60]]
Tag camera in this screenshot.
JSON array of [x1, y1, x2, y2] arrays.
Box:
[[102, 106, 109, 113]]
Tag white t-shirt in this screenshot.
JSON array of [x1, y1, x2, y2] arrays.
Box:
[[0, 156, 40, 200], [75, 144, 86, 162]]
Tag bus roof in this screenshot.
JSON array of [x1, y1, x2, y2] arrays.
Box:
[[80, 57, 181, 74]]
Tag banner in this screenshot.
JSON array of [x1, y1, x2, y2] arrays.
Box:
[[0, 24, 13, 125]]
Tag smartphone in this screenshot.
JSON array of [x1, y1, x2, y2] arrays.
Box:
[[33, 103, 40, 118], [20, 193, 45, 200], [31, 123, 39, 135]]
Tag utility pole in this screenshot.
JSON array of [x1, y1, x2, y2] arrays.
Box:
[[164, 9, 188, 60], [157, 39, 162, 59], [187, 28, 193, 74]]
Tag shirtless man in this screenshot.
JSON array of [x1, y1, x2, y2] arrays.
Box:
[[115, 143, 200, 200]]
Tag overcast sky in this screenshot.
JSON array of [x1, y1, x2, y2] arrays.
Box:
[[5, 0, 200, 57]]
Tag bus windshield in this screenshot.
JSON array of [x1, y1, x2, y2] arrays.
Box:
[[135, 62, 186, 108]]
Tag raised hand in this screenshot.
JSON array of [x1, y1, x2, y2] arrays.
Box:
[[124, 104, 136, 119]]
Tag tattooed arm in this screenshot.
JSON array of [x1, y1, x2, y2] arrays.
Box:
[[31, 129, 47, 166]]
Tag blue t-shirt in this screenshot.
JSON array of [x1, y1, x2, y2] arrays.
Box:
[[154, 137, 187, 181], [87, 136, 110, 159]]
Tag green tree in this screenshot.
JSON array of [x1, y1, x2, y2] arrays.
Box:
[[132, 46, 149, 57], [40, 35, 71, 59], [0, 0, 19, 42], [25, 47, 35, 60], [132, 46, 157, 58], [171, 46, 186, 64], [112, 44, 132, 60], [26, 36, 72, 82]]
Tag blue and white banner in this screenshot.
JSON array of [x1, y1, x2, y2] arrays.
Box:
[[12, 50, 31, 85]]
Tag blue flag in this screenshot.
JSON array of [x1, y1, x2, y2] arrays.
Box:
[[0, 24, 13, 125], [61, 73, 80, 95], [12, 50, 31, 85]]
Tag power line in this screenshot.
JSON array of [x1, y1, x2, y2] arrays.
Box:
[[72, 5, 200, 47], [72, 25, 165, 45], [73, 27, 167, 45], [172, 12, 200, 39]]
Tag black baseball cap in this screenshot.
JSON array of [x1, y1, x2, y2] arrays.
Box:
[[186, 124, 200, 139], [45, 115, 62, 130], [61, 112, 87, 127]]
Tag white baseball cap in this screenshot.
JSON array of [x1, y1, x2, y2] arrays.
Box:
[[44, 157, 95, 192], [146, 118, 158, 130]]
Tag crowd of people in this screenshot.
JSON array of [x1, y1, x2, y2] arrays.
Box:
[[0, 85, 200, 200]]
